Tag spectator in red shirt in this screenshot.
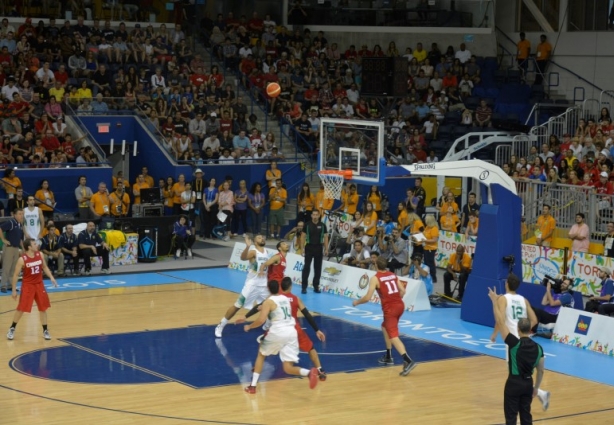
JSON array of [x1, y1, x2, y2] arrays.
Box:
[[218, 111, 232, 134], [413, 144, 427, 163], [332, 82, 347, 100], [35, 114, 53, 136], [357, 45, 372, 58], [247, 11, 264, 33], [61, 134, 78, 161], [9, 93, 29, 118], [442, 71, 458, 89], [54, 64, 69, 85], [41, 130, 61, 152], [240, 55, 256, 76], [304, 83, 319, 101], [0, 46, 12, 69], [596, 172, 614, 194], [190, 67, 208, 88], [345, 45, 358, 60]]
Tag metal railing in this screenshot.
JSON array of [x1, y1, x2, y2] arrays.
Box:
[[515, 178, 613, 238]]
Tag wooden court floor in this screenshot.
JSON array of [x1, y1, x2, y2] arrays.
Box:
[[1, 282, 613, 425]]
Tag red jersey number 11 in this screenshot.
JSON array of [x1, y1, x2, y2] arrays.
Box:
[[384, 280, 399, 295]]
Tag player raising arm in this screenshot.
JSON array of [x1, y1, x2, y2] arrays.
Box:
[[215, 233, 270, 338], [353, 256, 417, 376], [488, 286, 546, 424]]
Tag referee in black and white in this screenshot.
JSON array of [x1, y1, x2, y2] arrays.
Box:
[[300, 210, 328, 294], [488, 286, 545, 425], [1, 208, 25, 293]]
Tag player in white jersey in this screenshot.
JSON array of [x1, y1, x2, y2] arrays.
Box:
[[23, 196, 45, 242], [491, 273, 551, 411], [242, 279, 319, 394], [215, 234, 271, 337]]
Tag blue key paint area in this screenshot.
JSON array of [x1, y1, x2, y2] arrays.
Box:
[[11, 346, 167, 385], [12, 317, 477, 389]]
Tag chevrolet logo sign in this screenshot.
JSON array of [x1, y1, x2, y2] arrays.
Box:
[[323, 267, 342, 276]]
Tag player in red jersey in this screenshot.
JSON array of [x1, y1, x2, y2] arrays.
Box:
[[7, 238, 58, 341], [239, 276, 328, 381], [263, 240, 289, 282], [353, 256, 417, 376], [280, 277, 327, 380]]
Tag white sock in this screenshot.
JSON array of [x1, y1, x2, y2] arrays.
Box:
[[537, 388, 547, 399], [220, 318, 228, 327], [299, 368, 310, 377], [251, 372, 260, 386]]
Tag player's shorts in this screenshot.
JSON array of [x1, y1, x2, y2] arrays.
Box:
[[17, 283, 51, 313], [259, 326, 299, 363], [234, 278, 270, 309], [381, 303, 405, 339], [296, 325, 314, 352]]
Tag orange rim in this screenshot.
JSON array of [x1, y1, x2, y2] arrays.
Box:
[[318, 170, 353, 179]]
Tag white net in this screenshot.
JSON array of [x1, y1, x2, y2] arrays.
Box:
[[318, 171, 345, 200]]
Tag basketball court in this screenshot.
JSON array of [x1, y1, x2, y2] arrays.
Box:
[[2, 267, 614, 424]]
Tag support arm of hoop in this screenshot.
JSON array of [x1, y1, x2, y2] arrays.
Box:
[[401, 160, 518, 196]]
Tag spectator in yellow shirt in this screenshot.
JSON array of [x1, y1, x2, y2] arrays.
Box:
[[269, 178, 287, 239], [465, 211, 479, 237], [516, 32, 531, 75], [441, 191, 459, 214], [367, 185, 383, 217], [422, 214, 440, 283], [444, 244, 472, 299], [337, 183, 359, 214], [440, 206, 460, 232], [315, 182, 334, 215], [536, 204, 556, 247], [90, 182, 111, 218], [297, 183, 315, 224], [110, 181, 130, 217], [535, 34, 552, 85], [362, 202, 378, 237], [266, 161, 282, 188], [133, 174, 151, 205]]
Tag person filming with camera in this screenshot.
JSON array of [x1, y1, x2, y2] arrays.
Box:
[[284, 221, 304, 255], [585, 266, 614, 314], [341, 240, 371, 268], [408, 252, 433, 295], [531, 275, 574, 337], [378, 227, 408, 273]]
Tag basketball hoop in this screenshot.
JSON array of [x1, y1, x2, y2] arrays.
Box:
[[318, 170, 352, 199]]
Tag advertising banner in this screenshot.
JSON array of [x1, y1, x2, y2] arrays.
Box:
[[228, 243, 430, 311], [436, 232, 606, 296], [552, 308, 614, 356]]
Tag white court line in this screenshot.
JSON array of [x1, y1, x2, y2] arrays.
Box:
[[302, 350, 386, 356]]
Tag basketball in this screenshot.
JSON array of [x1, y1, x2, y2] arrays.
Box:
[[266, 82, 281, 98]]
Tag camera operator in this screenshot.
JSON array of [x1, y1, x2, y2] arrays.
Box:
[[110, 181, 130, 217], [378, 227, 408, 273], [585, 266, 614, 313], [341, 240, 371, 268], [408, 252, 433, 295], [531, 276, 574, 336], [284, 221, 304, 255]]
